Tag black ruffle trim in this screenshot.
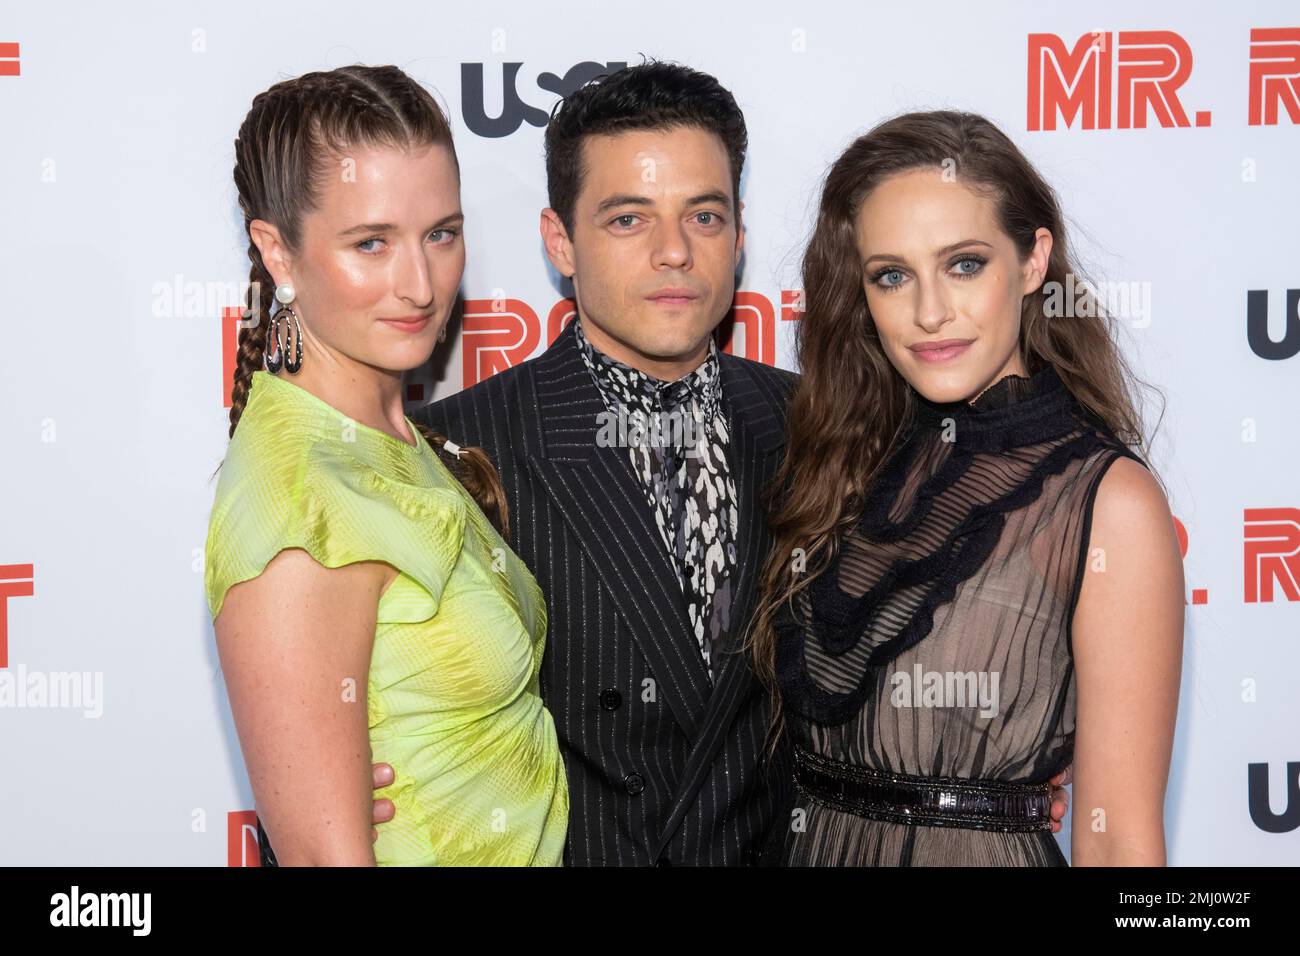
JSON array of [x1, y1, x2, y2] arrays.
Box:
[[777, 413, 1132, 726]]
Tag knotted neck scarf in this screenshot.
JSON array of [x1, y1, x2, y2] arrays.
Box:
[[574, 319, 740, 683]]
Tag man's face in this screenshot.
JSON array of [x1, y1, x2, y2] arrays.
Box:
[[543, 125, 744, 379]]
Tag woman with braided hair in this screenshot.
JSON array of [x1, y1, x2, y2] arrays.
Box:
[[205, 65, 567, 866]]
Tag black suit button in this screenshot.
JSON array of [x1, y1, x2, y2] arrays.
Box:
[[624, 772, 645, 795], [600, 688, 622, 711]]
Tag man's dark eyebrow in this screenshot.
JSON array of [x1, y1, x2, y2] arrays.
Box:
[[594, 191, 734, 216], [593, 195, 655, 215], [685, 190, 733, 211], [863, 239, 993, 267], [337, 213, 464, 238]]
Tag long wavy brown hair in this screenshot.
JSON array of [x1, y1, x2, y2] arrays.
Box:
[[226, 64, 508, 537], [747, 110, 1158, 754]]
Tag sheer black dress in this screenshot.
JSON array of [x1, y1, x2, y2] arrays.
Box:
[[776, 365, 1145, 866]]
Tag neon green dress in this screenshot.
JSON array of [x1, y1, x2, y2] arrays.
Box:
[[205, 370, 567, 866]]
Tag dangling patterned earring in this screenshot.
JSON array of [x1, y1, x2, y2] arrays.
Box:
[[263, 311, 285, 373], [438, 323, 447, 343], [280, 307, 303, 373], [273, 283, 303, 374]]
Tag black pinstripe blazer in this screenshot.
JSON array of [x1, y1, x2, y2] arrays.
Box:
[[414, 320, 797, 866]]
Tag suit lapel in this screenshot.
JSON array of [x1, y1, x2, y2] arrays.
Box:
[[523, 324, 712, 739], [652, 354, 788, 858]]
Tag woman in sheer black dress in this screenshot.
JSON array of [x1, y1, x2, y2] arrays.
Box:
[[750, 111, 1185, 867]]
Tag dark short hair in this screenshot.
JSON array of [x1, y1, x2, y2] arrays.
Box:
[[544, 60, 748, 233]]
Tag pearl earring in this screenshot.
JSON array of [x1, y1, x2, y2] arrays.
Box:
[[275, 284, 295, 305]]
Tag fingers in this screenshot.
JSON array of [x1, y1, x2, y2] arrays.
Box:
[[371, 763, 395, 836], [1047, 763, 1073, 835], [1049, 786, 1069, 829], [1049, 764, 1074, 788]]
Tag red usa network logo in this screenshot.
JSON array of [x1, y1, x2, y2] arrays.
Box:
[[1028, 28, 1300, 130], [228, 810, 264, 867], [222, 290, 803, 405], [1245, 508, 1300, 603], [0, 563, 34, 669], [1172, 518, 1208, 606], [460, 292, 801, 388], [0, 43, 18, 76]]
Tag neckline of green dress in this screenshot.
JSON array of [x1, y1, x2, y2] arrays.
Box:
[[250, 370, 427, 455]]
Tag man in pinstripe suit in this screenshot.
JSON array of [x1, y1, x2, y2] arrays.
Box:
[[359, 61, 1073, 866], [384, 62, 796, 866]]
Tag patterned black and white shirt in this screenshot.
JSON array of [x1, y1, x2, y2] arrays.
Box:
[[574, 320, 739, 683]]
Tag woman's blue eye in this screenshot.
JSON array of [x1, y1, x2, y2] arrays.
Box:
[[357, 230, 458, 253], [953, 255, 986, 276], [877, 269, 904, 288]]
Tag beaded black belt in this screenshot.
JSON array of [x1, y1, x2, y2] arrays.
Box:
[[793, 747, 1053, 833]]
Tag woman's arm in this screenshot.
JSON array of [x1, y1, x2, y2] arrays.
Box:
[[1070, 456, 1185, 866], [214, 548, 396, 866]]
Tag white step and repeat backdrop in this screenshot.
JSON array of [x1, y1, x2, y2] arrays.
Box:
[[0, 1, 1296, 865]]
